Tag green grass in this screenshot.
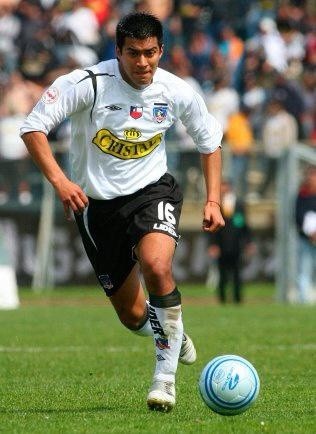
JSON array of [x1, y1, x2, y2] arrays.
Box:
[[0, 283, 315, 433]]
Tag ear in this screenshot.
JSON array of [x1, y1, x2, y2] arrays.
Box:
[[115, 45, 121, 60], [159, 44, 164, 59]]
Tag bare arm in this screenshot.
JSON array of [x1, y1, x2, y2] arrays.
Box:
[[22, 131, 88, 220], [200, 147, 225, 232]]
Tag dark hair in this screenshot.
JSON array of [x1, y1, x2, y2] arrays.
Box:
[[116, 12, 163, 51]]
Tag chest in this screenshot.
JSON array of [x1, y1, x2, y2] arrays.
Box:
[[92, 84, 174, 139]]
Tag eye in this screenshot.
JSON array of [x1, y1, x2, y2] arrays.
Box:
[[129, 51, 138, 58]]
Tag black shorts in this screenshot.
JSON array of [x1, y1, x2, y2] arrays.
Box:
[[75, 173, 183, 296]]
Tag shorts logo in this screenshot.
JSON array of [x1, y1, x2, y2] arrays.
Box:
[[153, 222, 177, 237], [42, 87, 59, 104], [92, 129, 162, 160], [153, 103, 168, 123], [123, 128, 142, 140], [130, 106, 143, 119], [98, 274, 113, 290]]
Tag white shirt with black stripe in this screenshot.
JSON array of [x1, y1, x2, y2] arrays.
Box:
[[20, 59, 223, 200]]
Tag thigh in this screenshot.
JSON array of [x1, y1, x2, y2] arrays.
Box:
[[75, 204, 136, 296], [136, 232, 176, 266]]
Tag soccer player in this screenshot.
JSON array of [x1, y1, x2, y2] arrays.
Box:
[[20, 12, 225, 412]]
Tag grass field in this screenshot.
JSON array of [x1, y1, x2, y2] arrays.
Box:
[[0, 283, 315, 434]]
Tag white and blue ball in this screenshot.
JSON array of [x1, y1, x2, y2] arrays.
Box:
[[199, 355, 260, 415]]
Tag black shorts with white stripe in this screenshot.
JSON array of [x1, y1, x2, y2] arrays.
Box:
[[75, 173, 183, 296]]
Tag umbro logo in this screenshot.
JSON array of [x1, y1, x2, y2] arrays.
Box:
[[104, 105, 122, 111], [157, 354, 165, 361]]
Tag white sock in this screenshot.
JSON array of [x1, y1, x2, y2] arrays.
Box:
[[133, 301, 153, 337], [149, 304, 183, 383]]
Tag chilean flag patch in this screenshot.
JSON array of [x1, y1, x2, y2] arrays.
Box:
[[130, 106, 143, 119]]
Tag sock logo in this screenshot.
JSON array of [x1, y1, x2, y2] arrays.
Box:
[[156, 354, 165, 361], [155, 337, 170, 350], [149, 306, 165, 336]]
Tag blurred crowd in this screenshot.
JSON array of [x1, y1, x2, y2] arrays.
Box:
[[0, 0, 315, 205]]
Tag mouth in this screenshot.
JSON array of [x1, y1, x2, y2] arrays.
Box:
[[135, 70, 151, 77]]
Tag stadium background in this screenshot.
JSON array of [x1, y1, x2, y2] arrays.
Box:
[[0, 0, 315, 294]]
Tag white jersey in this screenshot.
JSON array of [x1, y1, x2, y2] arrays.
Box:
[[20, 59, 223, 199]]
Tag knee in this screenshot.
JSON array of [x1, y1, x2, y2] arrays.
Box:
[[141, 257, 173, 287]]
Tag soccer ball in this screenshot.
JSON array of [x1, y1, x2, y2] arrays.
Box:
[[198, 354, 260, 415]]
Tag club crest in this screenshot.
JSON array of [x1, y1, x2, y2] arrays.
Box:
[[155, 337, 170, 350], [153, 105, 168, 123]]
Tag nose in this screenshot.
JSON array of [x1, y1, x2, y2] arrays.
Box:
[[137, 54, 148, 67]]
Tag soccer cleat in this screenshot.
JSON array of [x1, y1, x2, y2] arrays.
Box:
[[179, 333, 197, 365], [147, 380, 175, 412]]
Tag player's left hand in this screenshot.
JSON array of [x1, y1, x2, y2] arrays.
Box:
[[202, 202, 225, 233]]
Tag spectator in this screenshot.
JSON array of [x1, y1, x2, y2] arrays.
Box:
[[270, 71, 305, 135], [53, 0, 101, 50], [241, 72, 267, 139], [304, 21, 316, 67], [257, 16, 288, 73], [0, 71, 43, 204], [225, 104, 254, 198], [207, 180, 254, 303], [298, 67, 316, 143], [295, 165, 316, 304], [205, 73, 240, 133], [187, 30, 214, 83], [277, 18, 305, 79], [168, 52, 206, 150], [259, 98, 298, 197], [0, 0, 21, 74], [218, 24, 244, 76]]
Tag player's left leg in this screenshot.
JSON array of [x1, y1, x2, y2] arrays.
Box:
[[108, 258, 196, 364]]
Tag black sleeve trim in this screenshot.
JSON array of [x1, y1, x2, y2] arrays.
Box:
[[77, 71, 116, 122]]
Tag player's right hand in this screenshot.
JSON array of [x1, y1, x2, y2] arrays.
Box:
[[54, 178, 89, 221]]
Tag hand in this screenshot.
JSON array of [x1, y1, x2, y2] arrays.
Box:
[[245, 242, 257, 256], [310, 232, 316, 244], [54, 178, 89, 221], [208, 245, 220, 258], [202, 202, 225, 233]]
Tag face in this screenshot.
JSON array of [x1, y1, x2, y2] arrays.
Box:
[[116, 37, 163, 89]]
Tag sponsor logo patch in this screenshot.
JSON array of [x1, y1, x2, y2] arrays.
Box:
[[92, 129, 162, 160], [124, 128, 142, 140], [42, 87, 59, 104], [130, 105, 143, 119]]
